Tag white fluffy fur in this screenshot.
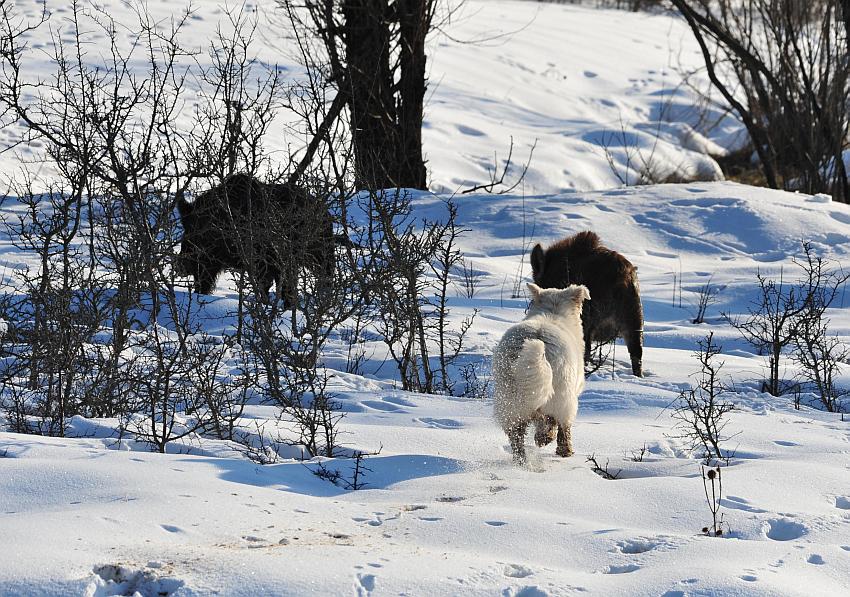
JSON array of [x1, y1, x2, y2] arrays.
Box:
[[492, 283, 590, 462]]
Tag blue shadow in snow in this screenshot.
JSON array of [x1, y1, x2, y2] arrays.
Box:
[[184, 453, 464, 497]]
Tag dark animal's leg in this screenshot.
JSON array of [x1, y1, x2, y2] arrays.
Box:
[[195, 264, 218, 295], [256, 262, 275, 303], [533, 413, 557, 447], [507, 421, 529, 464], [584, 333, 592, 367], [623, 328, 643, 377], [555, 424, 574, 457], [316, 251, 334, 298], [623, 280, 644, 377]]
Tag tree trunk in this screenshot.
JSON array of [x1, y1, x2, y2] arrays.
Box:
[[343, 0, 399, 190], [396, 0, 430, 190]]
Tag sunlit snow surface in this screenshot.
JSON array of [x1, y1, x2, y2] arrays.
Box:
[[2, 1, 850, 596]]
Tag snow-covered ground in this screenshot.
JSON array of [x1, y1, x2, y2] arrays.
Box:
[[2, 1, 850, 596], [1, 0, 741, 194]]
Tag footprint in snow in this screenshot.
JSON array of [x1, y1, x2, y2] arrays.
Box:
[[512, 587, 548, 597], [87, 564, 185, 596], [457, 124, 485, 137], [160, 524, 183, 534], [773, 440, 799, 447], [361, 400, 404, 413], [807, 554, 825, 565], [418, 417, 463, 429], [615, 537, 667, 554], [739, 574, 758, 582], [381, 395, 416, 408], [503, 563, 533, 578], [602, 564, 640, 574], [486, 520, 507, 527], [721, 495, 767, 514], [401, 504, 427, 512], [834, 496, 850, 510], [763, 518, 807, 541], [355, 572, 376, 596]]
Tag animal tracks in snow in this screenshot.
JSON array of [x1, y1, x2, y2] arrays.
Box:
[[417, 417, 464, 429], [360, 394, 417, 413], [720, 495, 767, 514], [360, 400, 406, 413], [503, 563, 534, 578], [601, 563, 640, 574], [85, 563, 185, 597], [613, 535, 677, 554], [354, 572, 376, 596], [762, 518, 808, 541], [833, 496, 850, 510]]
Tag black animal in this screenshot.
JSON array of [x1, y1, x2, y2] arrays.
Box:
[[530, 231, 644, 376], [175, 173, 335, 306]]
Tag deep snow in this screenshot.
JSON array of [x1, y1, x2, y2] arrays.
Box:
[[2, 1, 850, 596]]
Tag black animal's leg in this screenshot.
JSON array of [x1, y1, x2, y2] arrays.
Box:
[[507, 421, 529, 464], [279, 259, 299, 310], [196, 264, 217, 295], [533, 413, 557, 447], [623, 328, 643, 377], [256, 263, 275, 304], [316, 252, 334, 299], [555, 424, 574, 457], [584, 333, 592, 366]]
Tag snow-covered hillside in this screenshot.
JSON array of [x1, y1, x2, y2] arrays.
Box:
[[3, 182, 850, 596], [2, 1, 850, 596], [0, 0, 740, 194]]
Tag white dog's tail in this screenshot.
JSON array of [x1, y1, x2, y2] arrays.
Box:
[[514, 338, 554, 409]]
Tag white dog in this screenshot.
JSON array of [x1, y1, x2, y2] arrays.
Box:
[[493, 283, 590, 464]]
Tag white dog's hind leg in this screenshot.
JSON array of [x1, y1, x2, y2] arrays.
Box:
[[508, 421, 529, 464], [555, 424, 574, 457], [504, 338, 554, 463]]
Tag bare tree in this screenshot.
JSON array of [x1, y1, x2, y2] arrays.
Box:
[[670, 0, 850, 201], [279, 0, 437, 190], [725, 242, 849, 397]]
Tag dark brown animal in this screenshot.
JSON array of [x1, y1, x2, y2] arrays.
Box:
[[530, 231, 643, 376], [175, 173, 334, 306]]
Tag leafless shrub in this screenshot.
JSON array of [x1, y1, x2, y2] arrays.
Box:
[[458, 358, 491, 400], [0, 179, 106, 435], [187, 334, 258, 442], [586, 453, 621, 480], [310, 447, 381, 491], [725, 242, 849, 397], [584, 339, 613, 377], [668, 332, 736, 463], [690, 276, 722, 324], [461, 137, 537, 195], [790, 245, 850, 412], [458, 259, 484, 299], [365, 190, 476, 394], [629, 443, 648, 462]]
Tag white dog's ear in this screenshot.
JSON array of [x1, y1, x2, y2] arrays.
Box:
[[568, 284, 590, 306], [526, 282, 541, 300]]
